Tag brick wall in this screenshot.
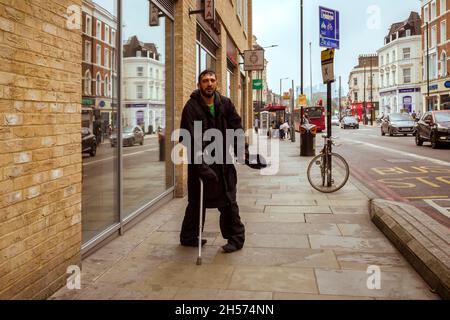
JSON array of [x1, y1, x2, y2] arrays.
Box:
[[0, 0, 82, 299]]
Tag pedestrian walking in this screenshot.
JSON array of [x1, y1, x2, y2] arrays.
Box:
[[179, 70, 267, 254]]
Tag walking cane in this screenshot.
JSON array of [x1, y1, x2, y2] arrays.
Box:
[[197, 178, 204, 266]]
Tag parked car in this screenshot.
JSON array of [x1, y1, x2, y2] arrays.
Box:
[[415, 110, 450, 149], [81, 127, 97, 157], [331, 115, 340, 126], [341, 116, 359, 129], [381, 113, 415, 136], [110, 126, 145, 147]]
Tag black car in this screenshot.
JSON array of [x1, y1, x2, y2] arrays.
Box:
[[415, 110, 450, 149], [81, 127, 97, 157], [381, 113, 416, 136], [341, 116, 359, 129]]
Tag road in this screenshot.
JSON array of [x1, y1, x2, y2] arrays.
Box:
[[328, 124, 450, 227]]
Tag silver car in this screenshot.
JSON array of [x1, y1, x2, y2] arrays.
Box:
[[111, 126, 145, 147], [381, 113, 416, 136]]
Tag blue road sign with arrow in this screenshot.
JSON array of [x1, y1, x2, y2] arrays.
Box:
[[319, 6, 340, 49]]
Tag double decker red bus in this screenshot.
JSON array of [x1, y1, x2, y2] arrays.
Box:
[[293, 105, 326, 132]]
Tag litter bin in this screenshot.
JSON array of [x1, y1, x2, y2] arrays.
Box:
[[300, 124, 317, 157], [158, 130, 165, 161]]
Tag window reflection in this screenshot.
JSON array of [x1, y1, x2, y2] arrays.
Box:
[[122, 0, 174, 216], [81, 0, 119, 243]]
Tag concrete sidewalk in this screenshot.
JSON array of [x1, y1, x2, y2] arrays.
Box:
[[51, 136, 439, 300]]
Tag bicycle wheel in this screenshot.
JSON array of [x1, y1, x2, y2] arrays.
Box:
[[307, 153, 350, 193]]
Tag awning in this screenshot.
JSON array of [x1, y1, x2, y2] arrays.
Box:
[[263, 105, 287, 112]]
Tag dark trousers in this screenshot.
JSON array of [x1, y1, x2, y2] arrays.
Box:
[[180, 202, 245, 248]]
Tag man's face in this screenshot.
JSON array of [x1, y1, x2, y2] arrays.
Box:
[[198, 73, 217, 98]]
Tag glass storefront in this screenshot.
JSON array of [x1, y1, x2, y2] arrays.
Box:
[[81, 0, 174, 252]]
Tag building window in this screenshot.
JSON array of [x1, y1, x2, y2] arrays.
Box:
[[380, 74, 384, 88], [386, 73, 390, 86], [137, 66, 144, 77], [403, 68, 411, 83], [96, 20, 102, 39], [441, 51, 447, 77], [96, 45, 101, 65], [136, 85, 144, 99], [380, 55, 384, 66], [156, 69, 159, 80], [432, 1, 437, 19], [392, 70, 396, 85], [111, 51, 114, 71], [392, 50, 396, 62], [85, 41, 91, 62], [403, 47, 411, 59], [387, 53, 390, 64], [353, 78, 357, 86], [105, 25, 110, 44], [406, 29, 411, 37], [111, 29, 116, 47], [431, 26, 437, 47], [236, 0, 242, 20], [441, 20, 446, 43], [430, 53, 438, 79], [86, 15, 92, 35], [105, 48, 109, 68], [84, 70, 92, 95], [96, 73, 102, 96], [424, 5, 429, 22], [150, 68, 153, 78], [354, 92, 358, 101], [441, 0, 446, 14], [104, 76, 109, 97]]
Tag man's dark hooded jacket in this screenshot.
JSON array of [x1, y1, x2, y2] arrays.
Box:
[[180, 90, 247, 208]]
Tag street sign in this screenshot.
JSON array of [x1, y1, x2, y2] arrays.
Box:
[[298, 95, 307, 106], [205, 0, 216, 22], [319, 6, 340, 49], [149, 1, 160, 27], [244, 49, 265, 71], [252, 79, 263, 90], [321, 49, 335, 84], [283, 93, 291, 101]]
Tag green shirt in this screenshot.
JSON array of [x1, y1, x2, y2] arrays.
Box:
[[208, 104, 215, 117]]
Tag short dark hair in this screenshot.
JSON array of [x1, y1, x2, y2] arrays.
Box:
[[198, 69, 217, 84]]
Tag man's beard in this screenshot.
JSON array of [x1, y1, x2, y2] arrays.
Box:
[[200, 87, 215, 98]]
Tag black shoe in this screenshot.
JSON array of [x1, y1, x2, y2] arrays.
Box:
[[222, 243, 242, 253], [181, 239, 207, 248]]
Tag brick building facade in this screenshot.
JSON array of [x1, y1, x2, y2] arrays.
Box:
[[421, 0, 450, 110], [0, 0, 83, 299]]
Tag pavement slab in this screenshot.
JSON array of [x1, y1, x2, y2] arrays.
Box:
[[50, 134, 438, 300]]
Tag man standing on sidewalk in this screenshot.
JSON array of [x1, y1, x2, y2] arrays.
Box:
[[179, 70, 266, 253]]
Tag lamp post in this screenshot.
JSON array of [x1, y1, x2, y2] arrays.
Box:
[[280, 77, 289, 105]]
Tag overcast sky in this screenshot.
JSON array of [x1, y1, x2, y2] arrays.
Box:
[[253, 0, 421, 96]]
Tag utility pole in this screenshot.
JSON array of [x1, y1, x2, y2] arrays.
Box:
[[370, 55, 374, 126], [291, 80, 296, 142], [310, 42, 313, 106], [339, 76, 342, 120], [426, 22, 430, 112], [363, 60, 367, 125], [300, 0, 304, 125]]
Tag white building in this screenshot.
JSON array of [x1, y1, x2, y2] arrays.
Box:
[[123, 36, 165, 133], [378, 12, 423, 115], [347, 54, 380, 118]]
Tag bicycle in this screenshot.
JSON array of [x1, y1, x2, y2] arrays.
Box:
[[307, 135, 350, 193]]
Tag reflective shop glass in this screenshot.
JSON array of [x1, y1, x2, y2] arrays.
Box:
[[81, 0, 119, 243], [122, 0, 174, 217]]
